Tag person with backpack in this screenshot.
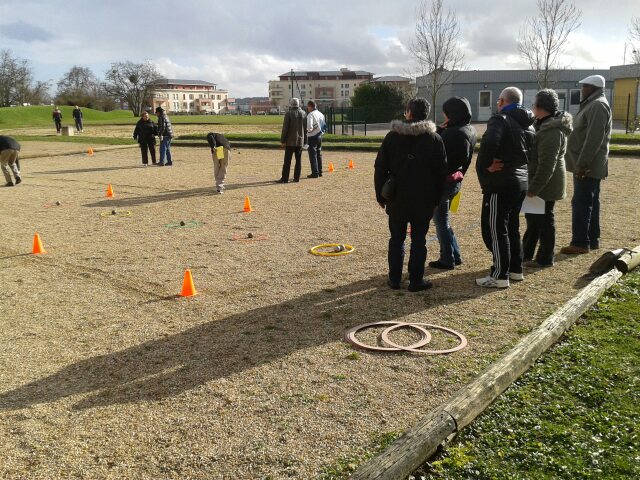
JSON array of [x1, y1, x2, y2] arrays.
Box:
[[475, 87, 535, 288], [206, 132, 231, 193], [305, 100, 326, 178], [155, 107, 174, 166], [133, 111, 158, 166], [52, 107, 62, 134], [72, 106, 84, 133], [429, 96, 477, 270], [374, 98, 447, 292]]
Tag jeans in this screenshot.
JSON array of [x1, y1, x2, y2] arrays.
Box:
[[481, 190, 526, 280], [432, 181, 462, 267], [159, 137, 173, 165], [388, 213, 431, 285], [281, 146, 302, 181], [571, 175, 601, 249], [307, 134, 323, 175], [523, 200, 556, 265]]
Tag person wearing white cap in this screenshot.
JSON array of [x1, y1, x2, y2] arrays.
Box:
[[560, 74, 611, 255]]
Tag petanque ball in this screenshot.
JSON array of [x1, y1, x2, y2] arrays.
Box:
[[335, 244, 345, 252], [180, 221, 186, 226], [111, 210, 117, 215], [55, 201, 61, 206], [248, 232, 253, 238]]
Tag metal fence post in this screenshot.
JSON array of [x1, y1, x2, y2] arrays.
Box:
[[626, 93, 631, 134]]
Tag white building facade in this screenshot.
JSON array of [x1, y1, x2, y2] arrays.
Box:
[[151, 79, 230, 114]]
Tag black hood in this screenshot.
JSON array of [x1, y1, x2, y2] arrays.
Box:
[[504, 107, 535, 129], [442, 96, 472, 127]]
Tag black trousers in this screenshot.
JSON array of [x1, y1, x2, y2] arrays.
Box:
[[523, 201, 556, 265], [481, 190, 526, 280], [388, 213, 431, 285], [140, 143, 156, 164], [281, 146, 302, 181]]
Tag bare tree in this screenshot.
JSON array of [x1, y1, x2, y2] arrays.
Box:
[[56, 66, 100, 106], [630, 17, 640, 64], [410, 0, 464, 121], [0, 49, 34, 106], [103, 61, 161, 116], [518, 0, 582, 88]]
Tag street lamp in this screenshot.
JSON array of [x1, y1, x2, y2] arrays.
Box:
[[623, 42, 637, 65]]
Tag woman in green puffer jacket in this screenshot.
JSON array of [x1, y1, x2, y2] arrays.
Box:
[[523, 89, 573, 267]]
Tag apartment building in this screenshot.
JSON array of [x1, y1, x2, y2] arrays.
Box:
[[269, 68, 374, 110], [151, 79, 230, 114], [369, 75, 416, 96]]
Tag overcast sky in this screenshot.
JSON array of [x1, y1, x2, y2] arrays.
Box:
[[1, 0, 638, 98]]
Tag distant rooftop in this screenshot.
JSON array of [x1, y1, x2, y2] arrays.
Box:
[[153, 79, 218, 87], [279, 69, 374, 79], [435, 69, 612, 84], [372, 76, 411, 82]]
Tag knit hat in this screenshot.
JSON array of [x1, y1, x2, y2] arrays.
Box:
[[155, 106, 164, 113]]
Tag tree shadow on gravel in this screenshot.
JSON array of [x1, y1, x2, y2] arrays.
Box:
[[81, 181, 280, 208], [0, 269, 493, 411]]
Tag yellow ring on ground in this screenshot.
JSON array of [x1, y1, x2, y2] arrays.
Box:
[[310, 243, 355, 256], [100, 210, 133, 218]]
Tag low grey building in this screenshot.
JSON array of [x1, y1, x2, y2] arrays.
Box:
[[417, 69, 612, 123]]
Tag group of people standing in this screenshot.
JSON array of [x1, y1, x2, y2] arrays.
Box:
[[375, 74, 611, 290], [51, 106, 84, 134], [277, 98, 326, 183], [132, 107, 174, 167]]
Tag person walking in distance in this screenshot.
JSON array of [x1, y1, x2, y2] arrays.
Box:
[[72, 106, 84, 133], [155, 107, 174, 166], [305, 100, 325, 178], [475, 87, 535, 288], [560, 75, 612, 255], [277, 98, 307, 183], [374, 98, 447, 291], [429, 96, 477, 270], [52, 107, 62, 134]]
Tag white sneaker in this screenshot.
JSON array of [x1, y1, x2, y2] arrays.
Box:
[[476, 276, 509, 288], [510, 272, 524, 281]]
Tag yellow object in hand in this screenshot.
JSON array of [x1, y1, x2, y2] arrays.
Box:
[[215, 146, 225, 160]]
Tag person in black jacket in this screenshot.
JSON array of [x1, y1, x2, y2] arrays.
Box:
[[206, 132, 232, 193], [72, 106, 84, 133], [0, 135, 22, 186], [133, 111, 157, 166], [475, 87, 535, 288], [429, 97, 477, 270], [374, 98, 447, 291]]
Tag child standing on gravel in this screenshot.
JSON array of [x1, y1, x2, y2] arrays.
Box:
[[206, 132, 231, 194]]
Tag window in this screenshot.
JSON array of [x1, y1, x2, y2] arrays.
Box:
[[557, 91, 567, 110], [217, 95, 221, 100], [479, 91, 491, 108], [570, 90, 581, 106]]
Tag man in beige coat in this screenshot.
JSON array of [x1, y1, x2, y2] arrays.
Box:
[[277, 98, 307, 183]]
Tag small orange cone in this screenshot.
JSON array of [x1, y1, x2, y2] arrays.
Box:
[[180, 269, 198, 297], [87, 147, 94, 156], [243, 196, 253, 212], [106, 184, 114, 198], [348, 159, 355, 169], [32, 232, 46, 254], [328, 162, 335, 173]]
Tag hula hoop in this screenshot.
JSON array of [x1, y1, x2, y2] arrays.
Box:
[[310, 243, 355, 256], [100, 210, 132, 218], [231, 233, 270, 242], [380, 323, 467, 354], [344, 321, 432, 352], [165, 220, 202, 229]]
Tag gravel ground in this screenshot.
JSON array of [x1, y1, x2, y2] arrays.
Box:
[[0, 144, 638, 479]]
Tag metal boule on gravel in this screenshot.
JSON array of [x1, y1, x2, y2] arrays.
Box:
[[55, 201, 61, 206], [248, 232, 253, 238], [111, 210, 117, 215], [180, 221, 186, 226]]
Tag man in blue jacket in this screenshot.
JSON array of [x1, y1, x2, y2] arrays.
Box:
[[475, 87, 535, 288]]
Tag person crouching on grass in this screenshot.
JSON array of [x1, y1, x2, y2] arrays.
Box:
[[207, 132, 231, 194]]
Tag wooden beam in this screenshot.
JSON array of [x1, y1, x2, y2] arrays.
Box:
[[351, 268, 623, 480], [615, 245, 640, 274]]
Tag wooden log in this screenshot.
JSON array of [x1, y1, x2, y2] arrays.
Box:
[[351, 268, 622, 480], [614, 245, 640, 274]]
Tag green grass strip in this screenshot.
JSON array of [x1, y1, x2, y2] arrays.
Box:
[[420, 270, 640, 480], [13, 135, 137, 145]]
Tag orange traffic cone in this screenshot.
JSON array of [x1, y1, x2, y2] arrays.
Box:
[[87, 147, 94, 156], [243, 196, 253, 212], [348, 159, 355, 169], [180, 269, 198, 297], [32, 232, 46, 254], [328, 162, 335, 173], [106, 184, 114, 198]]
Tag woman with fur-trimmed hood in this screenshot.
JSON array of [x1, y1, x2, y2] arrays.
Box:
[[374, 98, 448, 291]]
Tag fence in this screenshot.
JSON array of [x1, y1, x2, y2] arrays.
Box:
[[612, 93, 640, 134], [325, 106, 403, 136]]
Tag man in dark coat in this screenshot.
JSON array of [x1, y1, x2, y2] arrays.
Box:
[[277, 98, 307, 183], [475, 87, 535, 288], [429, 96, 477, 270], [0, 135, 22, 186], [155, 107, 174, 166], [133, 111, 157, 166], [72, 106, 84, 133], [374, 98, 447, 291]]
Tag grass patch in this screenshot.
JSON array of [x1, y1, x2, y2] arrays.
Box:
[[13, 135, 136, 145], [419, 270, 640, 479]]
